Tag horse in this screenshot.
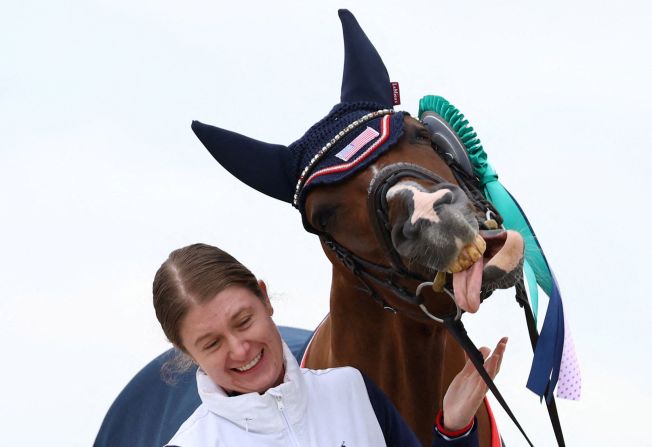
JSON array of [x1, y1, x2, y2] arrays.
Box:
[[96, 9, 534, 447], [295, 112, 525, 447]]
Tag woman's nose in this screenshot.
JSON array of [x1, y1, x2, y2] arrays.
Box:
[[227, 337, 249, 360]]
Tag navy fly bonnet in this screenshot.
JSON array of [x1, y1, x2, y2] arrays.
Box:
[[192, 10, 406, 231]]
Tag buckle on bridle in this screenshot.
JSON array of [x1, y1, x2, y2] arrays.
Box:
[[415, 279, 461, 323]]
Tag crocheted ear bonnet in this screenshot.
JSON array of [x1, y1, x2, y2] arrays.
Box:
[[192, 9, 406, 231]]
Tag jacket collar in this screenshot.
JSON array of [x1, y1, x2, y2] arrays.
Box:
[[196, 341, 307, 433]]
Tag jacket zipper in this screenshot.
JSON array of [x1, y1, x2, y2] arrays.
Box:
[[274, 394, 301, 447]]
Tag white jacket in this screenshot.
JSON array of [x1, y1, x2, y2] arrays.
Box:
[[165, 342, 387, 447]]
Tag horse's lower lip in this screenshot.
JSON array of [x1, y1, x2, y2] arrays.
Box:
[[478, 229, 525, 290]]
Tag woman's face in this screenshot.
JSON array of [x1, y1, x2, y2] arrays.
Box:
[[179, 280, 285, 394]]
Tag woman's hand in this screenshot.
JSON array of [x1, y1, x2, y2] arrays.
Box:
[[441, 337, 508, 431]]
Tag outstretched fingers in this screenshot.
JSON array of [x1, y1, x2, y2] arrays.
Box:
[[484, 337, 508, 379], [441, 337, 509, 431]]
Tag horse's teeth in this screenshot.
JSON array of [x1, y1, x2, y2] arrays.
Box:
[[448, 260, 462, 273], [468, 246, 481, 263], [466, 242, 483, 263], [455, 251, 470, 268], [447, 235, 486, 272], [473, 234, 487, 254]]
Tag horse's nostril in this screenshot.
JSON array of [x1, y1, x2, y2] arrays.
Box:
[[432, 189, 454, 208], [401, 221, 420, 240]]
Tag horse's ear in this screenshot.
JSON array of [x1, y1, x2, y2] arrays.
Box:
[[338, 9, 393, 107], [192, 121, 295, 203]]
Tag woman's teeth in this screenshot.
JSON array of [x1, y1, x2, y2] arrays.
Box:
[[235, 351, 262, 372]]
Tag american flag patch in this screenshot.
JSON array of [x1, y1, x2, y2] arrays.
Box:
[[335, 126, 380, 161]]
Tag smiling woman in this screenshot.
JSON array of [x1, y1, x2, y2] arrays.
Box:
[[178, 282, 285, 394], [151, 243, 506, 447], [153, 244, 284, 395]]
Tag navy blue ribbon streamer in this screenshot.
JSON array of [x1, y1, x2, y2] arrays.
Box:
[[526, 274, 565, 403]]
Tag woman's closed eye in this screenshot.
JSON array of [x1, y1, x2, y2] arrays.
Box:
[[203, 339, 220, 351], [237, 315, 252, 329]]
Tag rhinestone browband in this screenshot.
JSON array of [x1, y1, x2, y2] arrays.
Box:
[[292, 109, 394, 207]]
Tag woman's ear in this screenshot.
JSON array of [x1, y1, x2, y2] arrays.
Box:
[[258, 279, 274, 316]]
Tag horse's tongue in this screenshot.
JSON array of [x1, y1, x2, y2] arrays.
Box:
[[452, 257, 484, 313]]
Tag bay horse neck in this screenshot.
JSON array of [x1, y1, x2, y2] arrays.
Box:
[[327, 254, 450, 374], [325, 260, 472, 446]]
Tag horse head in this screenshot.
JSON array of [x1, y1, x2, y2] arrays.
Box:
[[303, 113, 525, 319]]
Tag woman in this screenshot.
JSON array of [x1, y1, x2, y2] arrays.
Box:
[[153, 243, 506, 447]]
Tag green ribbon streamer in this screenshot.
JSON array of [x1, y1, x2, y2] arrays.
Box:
[[481, 165, 553, 298], [523, 260, 539, 323]]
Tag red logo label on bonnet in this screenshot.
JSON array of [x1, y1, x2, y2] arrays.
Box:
[[391, 82, 401, 105]]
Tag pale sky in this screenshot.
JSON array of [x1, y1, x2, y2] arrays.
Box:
[[2, 0, 651, 445]]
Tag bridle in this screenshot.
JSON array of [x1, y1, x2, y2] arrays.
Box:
[[312, 137, 539, 446]]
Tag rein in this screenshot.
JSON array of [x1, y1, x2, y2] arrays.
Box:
[[319, 159, 538, 446]]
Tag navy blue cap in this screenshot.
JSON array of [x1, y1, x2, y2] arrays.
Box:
[[192, 10, 405, 230]]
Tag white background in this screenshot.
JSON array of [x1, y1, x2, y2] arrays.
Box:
[[2, 0, 651, 445]]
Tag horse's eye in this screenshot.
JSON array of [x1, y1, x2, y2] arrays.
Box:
[[417, 129, 431, 143], [311, 206, 337, 231]]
